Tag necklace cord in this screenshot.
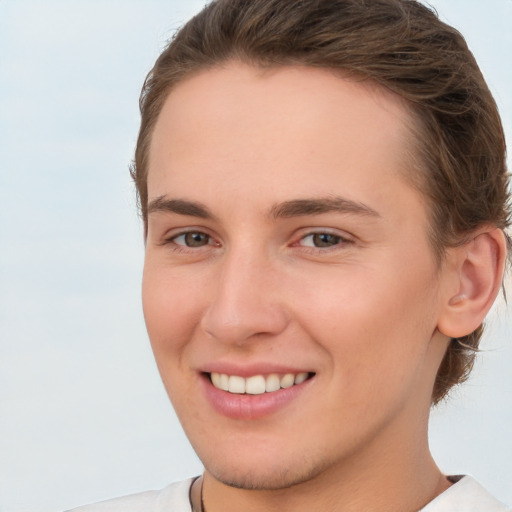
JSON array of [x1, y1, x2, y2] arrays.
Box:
[[189, 476, 203, 512], [200, 477, 206, 512]]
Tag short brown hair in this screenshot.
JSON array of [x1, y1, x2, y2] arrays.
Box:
[[131, 0, 510, 403]]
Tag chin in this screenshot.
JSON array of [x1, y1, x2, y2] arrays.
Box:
[[202, 451, 334, 491], [210, 467, 314, 491]]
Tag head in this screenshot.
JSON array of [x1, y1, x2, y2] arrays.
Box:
[[132, 0, 509, 405], [136, 1, 510, 494]]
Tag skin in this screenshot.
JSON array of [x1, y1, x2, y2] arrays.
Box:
[[143, 62, 460, 512]]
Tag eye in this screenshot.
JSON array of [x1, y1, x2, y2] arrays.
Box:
[[172, 231, 212, 247], [299, 232, 345, 248]]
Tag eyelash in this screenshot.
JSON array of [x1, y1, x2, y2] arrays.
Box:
[[163, 229, 353, 253]]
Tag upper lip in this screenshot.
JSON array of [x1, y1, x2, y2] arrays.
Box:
[[201, 362, 314, 378]]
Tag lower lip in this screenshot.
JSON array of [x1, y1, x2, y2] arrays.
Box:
[[201, 374, 313, 420]]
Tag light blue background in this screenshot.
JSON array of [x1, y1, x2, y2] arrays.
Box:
[[1, 1, 511, 511]]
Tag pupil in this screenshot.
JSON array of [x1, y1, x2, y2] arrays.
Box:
[[313, 233, 339, 247], [185, 232, 208, 247]]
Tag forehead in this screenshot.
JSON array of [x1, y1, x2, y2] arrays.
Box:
[[148, 62, 423, 220]]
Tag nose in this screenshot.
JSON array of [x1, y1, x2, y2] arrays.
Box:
[[200, 249, 289, 345]]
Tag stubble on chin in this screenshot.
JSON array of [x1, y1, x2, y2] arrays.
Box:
[[204, 454, 337, 491]]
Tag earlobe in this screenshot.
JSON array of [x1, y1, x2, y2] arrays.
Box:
[[437, 228, 507, 339]]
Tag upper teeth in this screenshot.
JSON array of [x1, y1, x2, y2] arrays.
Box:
[[210, 372, 309, 395]]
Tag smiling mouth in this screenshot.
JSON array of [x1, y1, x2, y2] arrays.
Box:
[[208, 372, 315, 395]]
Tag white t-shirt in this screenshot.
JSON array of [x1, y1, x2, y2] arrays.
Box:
[[66, 476, 510, 511]]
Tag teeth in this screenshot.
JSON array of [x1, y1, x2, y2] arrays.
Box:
[[280, 373, 295, 388], [265, 374, 281, 392], [212, 371, 229, 391], [219, 373, 229, 391], [211, 372, 221, 388], [210, 372, 311, 394], [228, 375, 245, 394], [246, 375, 266, 395], [295, 372, 308, 384]]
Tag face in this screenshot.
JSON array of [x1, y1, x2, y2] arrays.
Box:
[[143, 63, 451, 490]]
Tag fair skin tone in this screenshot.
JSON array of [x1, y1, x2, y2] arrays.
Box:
[[142, 62, 505, 512]]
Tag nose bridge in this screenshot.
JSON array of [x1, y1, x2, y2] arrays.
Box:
[[200, 243, 288, 344]]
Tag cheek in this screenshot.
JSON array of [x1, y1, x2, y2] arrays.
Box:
[[142, 262, 203, 357], [294, 260, 439, 382], [142, 265, 207, 414]]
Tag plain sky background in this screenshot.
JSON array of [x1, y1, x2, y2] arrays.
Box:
[[1, 1, 511, 511]]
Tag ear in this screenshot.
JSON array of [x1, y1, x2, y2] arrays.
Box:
[[437, 228, 507, 338]]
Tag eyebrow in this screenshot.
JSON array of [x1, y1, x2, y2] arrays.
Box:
[[147, 195, 380, 221], [147, 197, 214, 219], [269, 197, 380, 219]]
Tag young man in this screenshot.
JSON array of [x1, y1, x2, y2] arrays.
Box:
[[70, 0, 510, 510]]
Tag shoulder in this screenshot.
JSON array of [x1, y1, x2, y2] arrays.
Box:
[[65, 478, 194, 512], [421, 476, 510, 512]]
